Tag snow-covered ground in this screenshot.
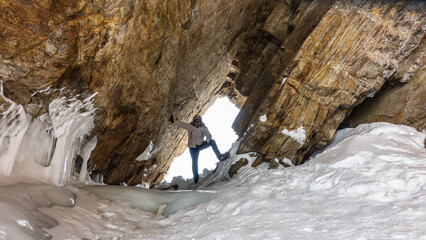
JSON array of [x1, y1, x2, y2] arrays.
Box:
[[0, 122, 425, 239]]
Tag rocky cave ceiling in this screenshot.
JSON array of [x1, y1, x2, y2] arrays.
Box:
[[0, 0, 424, 187]]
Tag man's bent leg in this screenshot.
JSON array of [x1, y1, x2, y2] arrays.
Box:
[[208, 140, 222, 160]]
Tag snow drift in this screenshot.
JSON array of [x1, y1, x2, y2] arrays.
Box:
[[5, 122, 421, 239], [0, 82, 424, 240]]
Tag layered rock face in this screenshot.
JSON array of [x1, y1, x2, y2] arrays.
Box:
[[343, 38, 425, 131], [1, 0, 272, 185], [1, 0, 424, 186], [233, 0, 425, 166]]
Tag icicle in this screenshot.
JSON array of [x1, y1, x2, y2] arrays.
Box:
[[78, 137, 98, 183], [0, 81, 30, 177], [0, 81, 97, 186], [46, 94, 97, 186]]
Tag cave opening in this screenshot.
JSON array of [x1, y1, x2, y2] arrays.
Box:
[[164, 97, 240, 182]]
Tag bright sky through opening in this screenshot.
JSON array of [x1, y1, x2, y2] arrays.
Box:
[[165, 98, 239, 182]]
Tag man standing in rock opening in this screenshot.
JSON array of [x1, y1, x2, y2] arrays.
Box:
[[170, 114, 227, 183]]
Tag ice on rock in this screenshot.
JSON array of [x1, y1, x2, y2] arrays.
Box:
[[78, 136, 98, 183], [135, 181, 150, 189], [0, 82, 30, 177], [281, 126, 306, 144], [82, 185, 213, 217], [280, 77, 287, 89], [0, 203, 38, 240], [136, 140, 154, 161], [282, 157, 294, 166], [47, 94, 97, 186], [0, 84, 235, 238], [0, 184, 76, 239], [0, 82, 97, 186]]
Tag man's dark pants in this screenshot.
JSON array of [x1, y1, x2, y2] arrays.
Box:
[[189, 140, 221, 182]]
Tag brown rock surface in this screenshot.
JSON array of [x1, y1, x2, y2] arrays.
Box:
[[229, 158, 249, 178], [235, 1, 425, 165], [1, 0, 274, 186], [343, 38, 425, 131], [1, 0, 425, 186]]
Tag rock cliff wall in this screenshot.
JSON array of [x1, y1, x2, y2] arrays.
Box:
[[1, 0, 424, 186], [234, 0, 425, 167], [343, 37, 425, 131]]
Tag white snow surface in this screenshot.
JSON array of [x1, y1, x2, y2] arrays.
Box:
[[136, 140, 154, 161], [0, 122, 425, 239], [280, 77, 288, 89], [282, 126, 307, 144]]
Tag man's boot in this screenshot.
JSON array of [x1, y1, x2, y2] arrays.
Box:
[[220, 152, 230, 162]]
